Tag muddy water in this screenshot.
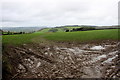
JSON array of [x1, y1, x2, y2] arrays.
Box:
[[15, 42, 119, 78]]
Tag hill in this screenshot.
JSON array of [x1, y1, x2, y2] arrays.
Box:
[[1, 27, 46, 33]]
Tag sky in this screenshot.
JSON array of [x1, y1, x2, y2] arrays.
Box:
[[0, 0, 119, 27]]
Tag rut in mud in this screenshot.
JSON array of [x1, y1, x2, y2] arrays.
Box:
[[6, 41, 120, 78]]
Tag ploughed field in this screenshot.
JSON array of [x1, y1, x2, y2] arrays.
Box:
[[4, 41, 120, 79]]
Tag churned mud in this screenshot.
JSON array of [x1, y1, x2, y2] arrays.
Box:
[[3, 41, 120, 79]]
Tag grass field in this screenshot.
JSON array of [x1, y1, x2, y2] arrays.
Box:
[[2, 29, 119, 45], [2, 33, 43, 45], [43, 29, 119, 42]]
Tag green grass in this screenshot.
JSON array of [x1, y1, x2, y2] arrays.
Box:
[[2, 32, 43, 45], [2, 29, 119, 45], [43, 29, 119, 42]]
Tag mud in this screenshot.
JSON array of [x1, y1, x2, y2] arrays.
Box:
[[3, 41, 120, 79]]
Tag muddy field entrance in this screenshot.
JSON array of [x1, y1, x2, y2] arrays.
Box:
[[3, 41, 120, 79]]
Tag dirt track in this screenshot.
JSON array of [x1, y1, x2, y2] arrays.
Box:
[[4, 41, 120, 79]]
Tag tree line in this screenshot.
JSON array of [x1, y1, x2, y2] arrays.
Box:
[[65, 27, 96, 32], [1, 30, 36, 35]]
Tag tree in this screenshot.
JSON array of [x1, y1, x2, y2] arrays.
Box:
[[65, 29, 69, 32]]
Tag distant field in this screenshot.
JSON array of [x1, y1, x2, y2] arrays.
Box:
[[39, 28, 50, 33], [2, 29, 119, 45], [40, 27, 81, 32], [65, 27, 81, 30], [39, 28, 63, 32], [43, 29, 119, 42]]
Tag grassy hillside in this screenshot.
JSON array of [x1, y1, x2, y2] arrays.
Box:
[[43, 29, 119, 42], [39, 27, 81, 32], [39, 28, 51, 33], [2, 29, 119, 45]]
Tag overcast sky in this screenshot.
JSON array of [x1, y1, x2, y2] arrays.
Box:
[[0, 0, 119, 27]]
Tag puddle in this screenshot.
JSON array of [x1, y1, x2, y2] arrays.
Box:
[[68, 47, 86, 54], [102, 55, 118, 64], [68, 48, 76, 52], [92, 55, 107, 62], [90, 46, 105, 50], [92, 50, 118, 63], [57, 47, 98, 54], [104, 45, 116, 47]]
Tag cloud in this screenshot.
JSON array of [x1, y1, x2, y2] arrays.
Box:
[[1, 0, 119, 27]]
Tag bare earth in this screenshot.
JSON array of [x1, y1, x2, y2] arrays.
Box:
[[5, 41, 120, 79]]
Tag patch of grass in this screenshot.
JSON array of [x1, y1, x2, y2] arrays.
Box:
[[43, 29, 119, 42], [2, 32, 43, 45]]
